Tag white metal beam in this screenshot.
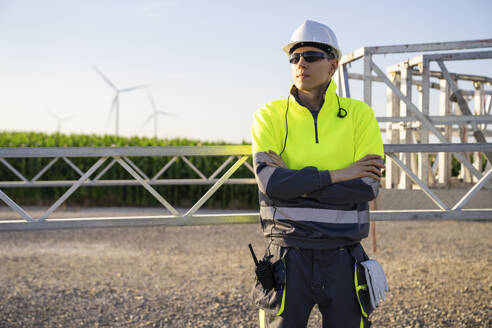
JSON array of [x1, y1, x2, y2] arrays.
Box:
[[240, 156, 255, 175], [122, 156, 149, 180], [366, 39, 492, 55], [0, 158, 28, 182], [376, 115, 492, 124], [370, 59, 482, 179], [180, 155, 207, 180], [1, 209, 491, 232], [115, 157, 179, 216], [208, 156, 234, 180], [32, 157, 60, 181], [40, 157, 109, 220], [0, 145, 253, 159], [437, 60, 492, 164], [452, 168, 492, 210], [93, 158, 117, 181], [62, 157, 86, 178], [151, 156, 178, 181], [0, 190, 34, 221], [387, 153, 449, 210], [185, 155, 249, 216]]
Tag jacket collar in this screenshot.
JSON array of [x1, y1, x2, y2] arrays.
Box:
[[289, 80, 338, 113]]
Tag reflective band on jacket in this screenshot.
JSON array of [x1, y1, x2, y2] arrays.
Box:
[[261, 206, 369, 224]]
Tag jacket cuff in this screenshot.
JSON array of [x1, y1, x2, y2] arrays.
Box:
[[318, 170, 332, 188]]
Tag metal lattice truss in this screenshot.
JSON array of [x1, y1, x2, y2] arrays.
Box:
[[0, 146, 255, 225], [384, 144, 492, 211], [0, 144, 492, 231]]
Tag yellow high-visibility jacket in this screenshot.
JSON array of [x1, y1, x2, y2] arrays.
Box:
[[251, 80, 384, 249]]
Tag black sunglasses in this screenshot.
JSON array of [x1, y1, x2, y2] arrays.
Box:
[[289, 51, 334, 64]]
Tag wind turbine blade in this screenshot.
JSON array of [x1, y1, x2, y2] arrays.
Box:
[[120, 83, 150, 92], [61, 115, 75, 122], [139, 113, 155, 131], [46, 109, 60, 120], [157, 111, 177, 116], [92, 65, 117, 91], [106, 96, 117, 125], [147, 89, 157, 111]]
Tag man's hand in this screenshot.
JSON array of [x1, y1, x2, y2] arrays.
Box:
[[265, 150, 288, 168], [330, 155, 385, 183]]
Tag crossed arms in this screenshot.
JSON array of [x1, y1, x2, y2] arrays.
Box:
[[255, 150, 385, 204]]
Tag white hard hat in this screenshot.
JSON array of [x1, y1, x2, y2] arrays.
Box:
[[283, 20, 341, 60]]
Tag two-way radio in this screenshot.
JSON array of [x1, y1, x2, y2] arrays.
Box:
[[248, 244, 275, 291]]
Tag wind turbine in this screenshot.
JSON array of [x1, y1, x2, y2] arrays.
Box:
[[92, 66, 149, 136], [46, 110, 74, 133], [140, 89, 177, 138]]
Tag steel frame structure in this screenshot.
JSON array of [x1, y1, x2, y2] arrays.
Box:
[[334, 39, 492, 190], [0, 144, 491, 231]]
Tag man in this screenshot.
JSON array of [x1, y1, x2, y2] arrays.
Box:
[[251, 20, 385, 328]]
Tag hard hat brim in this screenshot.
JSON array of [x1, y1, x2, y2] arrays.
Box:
[[283, 41, 341, 60]]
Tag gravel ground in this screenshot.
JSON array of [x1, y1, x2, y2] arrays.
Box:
[[0, 209, 490, 327]]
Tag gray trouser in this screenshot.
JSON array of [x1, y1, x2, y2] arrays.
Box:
[[256, 244, 371, 328]]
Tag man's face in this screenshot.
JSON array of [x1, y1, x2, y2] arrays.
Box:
[[290, 46, 338, 92]]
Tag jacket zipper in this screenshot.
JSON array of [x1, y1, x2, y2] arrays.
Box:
[[313, 116, 319, 143]]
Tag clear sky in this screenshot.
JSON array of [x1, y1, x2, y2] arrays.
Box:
[[1, 0, 491, 143]]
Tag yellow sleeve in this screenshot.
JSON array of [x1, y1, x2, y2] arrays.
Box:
[[251, 105, 283, 155], [353, 103, 385, 162]]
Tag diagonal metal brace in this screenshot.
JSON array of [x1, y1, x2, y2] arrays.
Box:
[[0, 189, 34, 221], [115, 157, 179, 216], [208, 156, 234, 180], [122, 156, 149, 180], [62, 157, 86, 179], [40, 157, 109, 220], [238, 155, 255, 175], [0, 158, 28, 182], [32, 157, 59, 181], [452, 167, 492, 210], [93, 158, 117, 181], [437, 60, 492, 164], [152, 156, 178, 181], [180, 155, 207, 180], [387, 153, 449, 210], [185, 155, 249, 216], [370, 59, 482, 179]]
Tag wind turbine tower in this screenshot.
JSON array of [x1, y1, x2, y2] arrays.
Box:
[[141, 89, 177, 138], [92, 66, 149, 136], [47, 110, 74, 134]]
